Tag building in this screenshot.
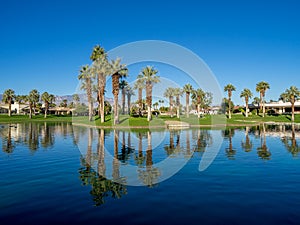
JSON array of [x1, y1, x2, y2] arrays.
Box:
[[249, 100, 300, 114]]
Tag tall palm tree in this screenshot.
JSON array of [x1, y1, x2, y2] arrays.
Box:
[[27, 89, 40, 119], [134, 78, 145, 111], [41, 92, 55, 118], [191, 88, 206, 118], [173, 88, 182, 118], [281, 86, 300, 122], [111, 58, 128, 125], [224, 84, 236, 119], [73, 94, 80, 106], [138, 66, 160, 122], [2, 89, 15, 117], [126, 86, 135, 115], [164, 87, 175, 118], [256, 81, 270, 117], [183, 84, 193, 118], [78, 65, 94, 121], [90, 45, 110, 123], [240, 88, 253, 117], [119, 80, 128, 115]]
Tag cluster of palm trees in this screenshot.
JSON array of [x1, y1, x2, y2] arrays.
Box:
[[2, 88, 55, 118], [224, 82, 300, 122], [78, 44, 161, 124], [163, 84, 212, 119]]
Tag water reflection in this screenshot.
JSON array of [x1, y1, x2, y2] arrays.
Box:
[[1, 123, 300, 206]]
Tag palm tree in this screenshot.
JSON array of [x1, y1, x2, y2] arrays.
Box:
[[183, 84, 193, 118], [78, 65, 94, 121], [134, 78, 145, 112], [240, 88, 253, 117], [126, 86, 135, 115], [173, 88, 182, 118], [281, 86, 300, 122], [119, 80, 128, 115], [164, 87, 175, 118], [15, 95, 27, 114], [27, 89, 40, 119], [73, 94, 80, 106], [90, 45, 110, 123], [191, 88, 206, 118], [2, 89, 15, 117], [256, 81, 270, 117], [110, 58, 128, 125], [224, 84, 236, 119], [138, 66, 160, 122], [41, 92, 55, 118]]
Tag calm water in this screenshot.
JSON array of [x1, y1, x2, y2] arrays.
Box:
[[1, 122, 300, 225]]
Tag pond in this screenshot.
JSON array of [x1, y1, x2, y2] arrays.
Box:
[[1, 122, 300, 225]]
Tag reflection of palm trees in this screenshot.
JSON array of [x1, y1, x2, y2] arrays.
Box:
[[241, 127, 253, 152], [135, 132, 146, 167], [257, 124, 271, 160], [222, 128, 236, 160], [40, 122, 55, 149], [185, 130, 193, 158], [113, 130, 120, 181], [193, 129, 212, 153], [138, 131, 161, 187], [164, 130, 181, 156], [282, 124, 300, 157], [1, 125, 15, 154], [97, 129, 105, 177]]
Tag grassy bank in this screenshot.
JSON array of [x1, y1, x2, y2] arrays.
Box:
[[0, 114, 299, 127]]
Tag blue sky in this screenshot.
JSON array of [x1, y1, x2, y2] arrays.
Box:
[[0, 0, 299, 105]]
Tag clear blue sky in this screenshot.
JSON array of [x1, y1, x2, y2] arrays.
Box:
[[1, 0, 299, 105]]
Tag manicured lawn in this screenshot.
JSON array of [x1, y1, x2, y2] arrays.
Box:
[[0, 113, 299, 127]]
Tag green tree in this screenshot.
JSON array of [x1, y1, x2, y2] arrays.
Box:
[[78, 65, 94, 121], [126, 85, 135, 115], [2, 89, 15, 116], [240, 88, 253, 117], [224, 84, 236, 119], [119, 80, 128, 115], [173, 88, 182, 118], [183, 84, 193, 118], [191, 88, 206, 118], [138, 66, 160, 122], [256, 81, 270, 117], [41, 92, 55, 118], [134, 78, 145, 112], [164, 87, 175, 118], [73, 94, 80, 106], [27, 89, 40, 119], [281, 86, 300, 122], [111, 58, 128, 125], [90, 45, 111, 123]]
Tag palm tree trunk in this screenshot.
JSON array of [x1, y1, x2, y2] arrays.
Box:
[[29, 104, 32, 119], [100, 84, 106, 123], [169, 96, 173, 118], [262, 96, 265, 118], [122, 89, 126, 115], [8, 100, 11, 117], [197, 104, 201, 118], [138, 88, 142, 110], [228, 97, 232, 119], [113, 94, 119, 125], [87, 78, 93, 122], [146, 82, 152, 122], [186, 93, 189, 118], [245, 100, 249, 118], [112, 73, 120, 125], [176, 96, 180, 119], [44, 103, 48, 118], [127, 95, 131, 115], [292, 102, 295, 122]]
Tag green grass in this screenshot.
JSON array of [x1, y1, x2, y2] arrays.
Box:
[[1, 113, 299, 128], [0, 114, 73, 123]]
